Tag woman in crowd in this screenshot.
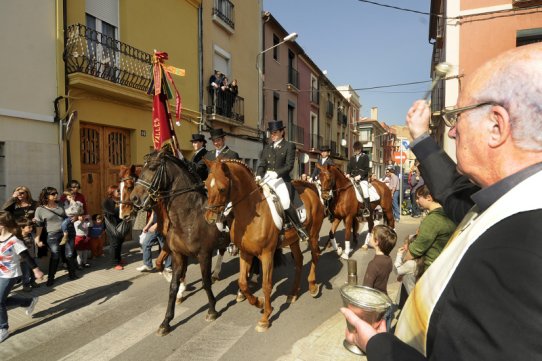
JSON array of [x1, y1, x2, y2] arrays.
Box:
[[60, 180, 88, 215], [102, 185, 128, 270], [1, 211, 43, 343], [2, 186, 38, 222], [34, 187, 79, 286]]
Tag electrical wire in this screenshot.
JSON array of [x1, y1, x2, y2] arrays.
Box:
[[263, 79, 432, 94], [356, 0, 431, 16]]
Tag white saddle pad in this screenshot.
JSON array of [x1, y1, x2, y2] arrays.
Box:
[[351, 180, 380, 203], [262, 181, 307, 230]]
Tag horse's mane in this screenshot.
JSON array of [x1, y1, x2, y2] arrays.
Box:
[[144, 150, 202, 184], [220, 159, 255, 176], [329, 164, 348, 180]]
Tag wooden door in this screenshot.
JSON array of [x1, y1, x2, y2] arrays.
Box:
[[80, 124, 131, 216]]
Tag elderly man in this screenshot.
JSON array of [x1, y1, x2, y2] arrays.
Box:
[[342, 44, 542, 360]]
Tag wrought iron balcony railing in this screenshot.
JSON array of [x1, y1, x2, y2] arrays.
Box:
[[288, 67, 299, 89], [288, 123, 304, 144], [206, 87, 245, 123], [64, 24, 152, 92], [213, 0, 235, 29]]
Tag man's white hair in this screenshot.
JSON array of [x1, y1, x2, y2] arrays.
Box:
[[474, 44, 542, 151]]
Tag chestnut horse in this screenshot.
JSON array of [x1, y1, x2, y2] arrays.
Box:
[[203, 159, 324, 332], [129, 150, 230, 335], [316, 163, 394, 259]]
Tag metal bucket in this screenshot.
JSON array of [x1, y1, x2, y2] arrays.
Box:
[[339, 284, 393, 355]]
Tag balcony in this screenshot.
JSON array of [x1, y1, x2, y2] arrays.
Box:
[[213, 0, 235, 33], [288, 67, 299, 90], [288, 123, 304, 145], [206, 87, 245, 124], [64, 24, 152, 97], [310, 87, 319, 104]]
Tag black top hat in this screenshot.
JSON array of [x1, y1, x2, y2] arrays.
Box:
[[319, 145, 331, 152], [190, 133, 206, 143], [267, 120, 285, 132], [208, 128, 227, 140]]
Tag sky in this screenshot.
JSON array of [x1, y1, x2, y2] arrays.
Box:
[[263, 0, 433, 125]]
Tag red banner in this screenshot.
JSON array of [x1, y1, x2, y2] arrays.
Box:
[[152, 93, 173, 150]]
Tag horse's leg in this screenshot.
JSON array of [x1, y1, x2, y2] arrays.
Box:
[[287, 241, 303, 303], [212, 248, 226, 283], [176, 259, 188, 302], [238, 251, 260, 306], [157, 252, 184, 336], [328, 218, 343, 256], [341, 216, 354, 260], [307, 222, 322, 298], [255, 251, 274, 332], [199, 251, 218, 321], [155, 249, 169, 272]]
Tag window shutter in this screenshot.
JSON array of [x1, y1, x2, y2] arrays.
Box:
[[86, 0, 119, 27]]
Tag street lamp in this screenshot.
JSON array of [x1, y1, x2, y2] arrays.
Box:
[[256, 32, 298, 141]]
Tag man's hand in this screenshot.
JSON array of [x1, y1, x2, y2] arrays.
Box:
[[255, 176, 262, 184], [406, 100, 431, 139], [340, 307, 387, 352], [346, 174, 351, 178], [354, 175, 361, 181]]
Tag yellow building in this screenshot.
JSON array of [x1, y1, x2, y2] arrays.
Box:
[[63, 0, 202, 214]]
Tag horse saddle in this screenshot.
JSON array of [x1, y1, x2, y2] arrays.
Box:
[[261, 179, 306, 231], [351, 180, 380, 203]]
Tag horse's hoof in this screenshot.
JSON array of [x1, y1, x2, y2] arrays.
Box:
[[340, 252, 350, 260], [336, 247, 343, 256], [286, 295, 298, 303], [211, 275, 219, 284], [175, 297, 184, 304], [236, 292, 246, 303], [255, 321, 269, 333], [309, 283, 322, 298], [156, 325, 171, 336], [205, 312, 218, 322]]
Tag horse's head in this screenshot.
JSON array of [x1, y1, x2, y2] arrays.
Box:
[[203, 158, 231, 224], [118, 164, 141, 219], [316, 163, 335, 200], [130, 150, 168, 211]]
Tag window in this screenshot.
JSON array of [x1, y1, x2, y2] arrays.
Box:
[[359, 129, 371, 142], [273, 35, 279, 60], [86, 13, 118, 81], [288, 104, 295, 141], [273, 92, 280, 120]]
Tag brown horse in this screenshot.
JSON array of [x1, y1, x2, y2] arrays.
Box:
[[129, 150, 230, 336], [316, 163, 394, 259], [203, 159, 324, 332]]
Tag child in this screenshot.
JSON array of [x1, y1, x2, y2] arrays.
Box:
[[0, 211, 44, 343], [88, 214, 106, 258], [60, 191, 83, 246], [362, 224, 397, 295], [74, 214, 91, 268], [394, 234, 424, 309], [17, 219, 40, 292]]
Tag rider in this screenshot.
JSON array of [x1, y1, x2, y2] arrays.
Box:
[[309, 145, 335, 221], [190, 133, 208, 181], [204, 128, 240, 161], [255, 120, 309, 242], [346, 141, 371, 218]]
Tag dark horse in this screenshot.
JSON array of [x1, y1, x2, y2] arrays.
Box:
[[129, 150, 229, 335], [204, 159, 325, 332], [316, 163, 394, 259]]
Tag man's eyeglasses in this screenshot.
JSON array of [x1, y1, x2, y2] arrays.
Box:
[[440, 102, 496, 127], [49, 192, 58, 196]]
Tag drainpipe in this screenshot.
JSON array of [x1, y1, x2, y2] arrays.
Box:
[[54, 96, 65, 189], [198, 4, 204, 133]]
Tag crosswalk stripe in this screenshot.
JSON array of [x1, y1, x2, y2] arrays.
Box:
[[58, 304, 185, 361], [165, 322, 251, 361]]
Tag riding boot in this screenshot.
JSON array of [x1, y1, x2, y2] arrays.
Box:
[[46, 257, 60, 287], [362, 197, 371, 218], [284, 207, 309, 242], [67, 257, 79, 280], [324, 199, 334, 222]]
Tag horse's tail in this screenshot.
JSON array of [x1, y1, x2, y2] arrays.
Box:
[[273, 247, 286, 268], [292, 180, 319, 193]]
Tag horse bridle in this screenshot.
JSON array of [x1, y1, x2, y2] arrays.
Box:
[[320, 171, 353, 197], [135, 153, 204, 210]]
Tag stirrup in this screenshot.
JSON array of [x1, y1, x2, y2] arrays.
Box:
[[296, 227, 310, 242]]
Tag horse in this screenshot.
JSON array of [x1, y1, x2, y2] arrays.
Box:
[[203, 158, 325, 332], [128, 149, 230, 336], [316, 163, 394, 259]]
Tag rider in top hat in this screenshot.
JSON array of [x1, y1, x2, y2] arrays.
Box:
[[190, 134, 208, 180], [346, 141, 371, 218], [310, 145, 334, 182], [204, 128, 240, 161], [256, 120, 309, 242]]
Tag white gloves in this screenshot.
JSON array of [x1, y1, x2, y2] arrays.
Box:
[[346, 174, 351, 178], [265, 171, 278, 180], [255, 176, 262, 184], [354, 175, 361, 181]]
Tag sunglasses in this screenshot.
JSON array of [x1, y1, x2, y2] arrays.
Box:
[[49, 192, 58, 196]]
